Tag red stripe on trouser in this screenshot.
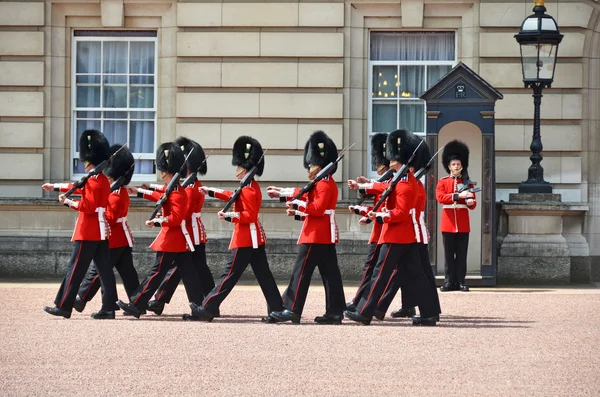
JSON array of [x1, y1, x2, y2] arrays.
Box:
[[203, 249, 238, 307], [60, 243, 83, 308], [360, 245, 391, 316], [292, 245, 312, 312], [353, 246, 378, 301], [81, 275, 99, 301], [134, 253, 165, 305], [156, 268, 177, 300], [377, 265, 398, 307]]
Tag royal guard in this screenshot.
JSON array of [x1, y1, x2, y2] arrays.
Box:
[[189, 136, 283, 322], [436, 140, 476, 292], [344, 129, 439, 326], [266, 130, 346, 325], [345, 133, 392, 313], [378, 136, 442, 321], [141, 137, 216, 316], [117, 143, 204, 318], [71, 144, 140, 314], [42, 129, 117, 319]]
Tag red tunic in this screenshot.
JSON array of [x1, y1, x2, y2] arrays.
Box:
[[59, 174, 110, 242], [151, 181, 208, 245], [436, 175, 477, 233], [354, 180, 390, 244], [105, 187, 133, 249], [207, 180, 266, 250], [139, 186, 191, 252], [284, 176, 339, 245], [376, 173, 419, 245]]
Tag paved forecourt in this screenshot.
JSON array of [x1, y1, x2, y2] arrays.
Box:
[[1, 282, 599, 396]]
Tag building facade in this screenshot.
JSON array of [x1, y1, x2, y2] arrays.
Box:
[[0, 0, 599, 282]]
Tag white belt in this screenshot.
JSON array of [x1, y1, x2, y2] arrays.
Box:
[[419, 211, 428, 245], [324, 209, 336, 244], [443, 204, 468, 210], [409, 208, 420, 243], [96, 207, 107, 241], [116, 217, 133, 248], [180, 220, 195, 252], [191, 212, 201, 245], [249, 223, 259, 249]]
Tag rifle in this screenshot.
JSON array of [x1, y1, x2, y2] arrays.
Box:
[[354, 167, 395, 206], [222, 148, 268, 213], [457, 171, 479, 193], [148, 149, 193, 225], [413, 145, 444, 180], [289, 142, 355, 202], [364, 140, 423, 224], [64, 143, 128, 198], [181, 150, 213, 188], [110, 156, 140, 192]]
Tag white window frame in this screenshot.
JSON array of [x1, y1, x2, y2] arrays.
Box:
[[71, 32, 158, 182], [366, 30, 457, 179]]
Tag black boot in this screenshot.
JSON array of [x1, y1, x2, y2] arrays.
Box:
[[73, 297, 86, 313], [269, 309, 301, 324], [189, 303, 214, 322], [344, 310, 371, 325], [116, 300, 142, 319], [412, 314, 437, 326], [91, 310, 115, 319], [314, 314, 342, 325], [43, 306, 71, 319], [147, 300, 165, 315], [390, 307, 416, 318]]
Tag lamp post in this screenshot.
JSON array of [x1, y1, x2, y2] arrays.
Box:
[[514, 0, 563, 194]]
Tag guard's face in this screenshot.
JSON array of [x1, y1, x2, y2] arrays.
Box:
[[159, 170, 167, 181], [308, 165, 321, 180], [450, 159, 463, 175], [376, 164, 388, 176], [236, 166, 247, 180]]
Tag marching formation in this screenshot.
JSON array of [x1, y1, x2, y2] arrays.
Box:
[[42, 128, 477, 326]]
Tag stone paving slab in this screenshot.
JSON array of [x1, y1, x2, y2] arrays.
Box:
[[1, 282, 599, 396]]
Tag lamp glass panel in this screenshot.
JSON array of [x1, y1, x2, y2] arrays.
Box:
[[520, 43, 540, 80], [541, 18, 558, 31], [522, 17, 539, 31], [537, 43, 557, 80]]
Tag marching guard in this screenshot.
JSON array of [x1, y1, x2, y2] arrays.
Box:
[[189, 136, 283, 322], [42, 129, 118, 319], [117, 142, 204, 319], [266, 131, 346, 324]]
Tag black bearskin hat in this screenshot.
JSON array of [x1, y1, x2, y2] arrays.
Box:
[[370, 133, 390, 170], [79, 129, 110, 166], [303, 130, 338, 174], [232, 136, 264, 176], [104, 144, 134, 185], [175, 136, 207, 176], [156, 142, 185, 175], [442, 140, 469, 174], [386, 129, 418, 165]]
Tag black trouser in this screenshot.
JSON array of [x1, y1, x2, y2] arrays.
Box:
[[377, 243, 441, 315], [281, 243, 346, 316], [129, 251, 202, 309], [350, 243, 381, 306], [202, 246, 282, 315], [153, 244, 215, 303], [356, 243, 437, 318], [54, 240, 116, 312], [77, 246, 139, 309], [442, 232, 469, 285]]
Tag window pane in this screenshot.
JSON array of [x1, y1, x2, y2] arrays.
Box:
[[103, 42, 128, 74], [130, 87, 154, 108], [130, 111, 155, 119], [373, 65, 397, 99], [76, 41, 100, 73], [75, 120, 101, 151], [370, 32, 455, 61], [76, 75, 101, 84], [427, 65, 452, 89], [76, 86, 100, 107], [77, 111, 101, 118], [372, 101, 397, 133], [399, 102, 425, 133], [103, 120, 128, 145], [131, 121, 155, 153], [130, 76, 154, 85], [103, 86, 127, 108], [136, 159, 155, 175], [103, 75, 127, 84], [130, 42, 155, 74], [398, 65, 425, 98], [103, 111, 128, 119]]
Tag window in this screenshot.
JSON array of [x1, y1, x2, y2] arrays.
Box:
[[367, 31, 456, 176], [71, 31, 157, 179]]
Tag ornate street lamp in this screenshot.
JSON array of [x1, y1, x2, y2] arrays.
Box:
[[514, 0, 563, 193]]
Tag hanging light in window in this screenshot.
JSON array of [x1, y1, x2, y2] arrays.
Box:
[[378, 72, 382, 77], [378, 91, 382, 96], [383, 81, 387, 86]]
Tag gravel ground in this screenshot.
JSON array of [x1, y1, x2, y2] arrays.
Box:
[[1, 282, 599, 397]]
